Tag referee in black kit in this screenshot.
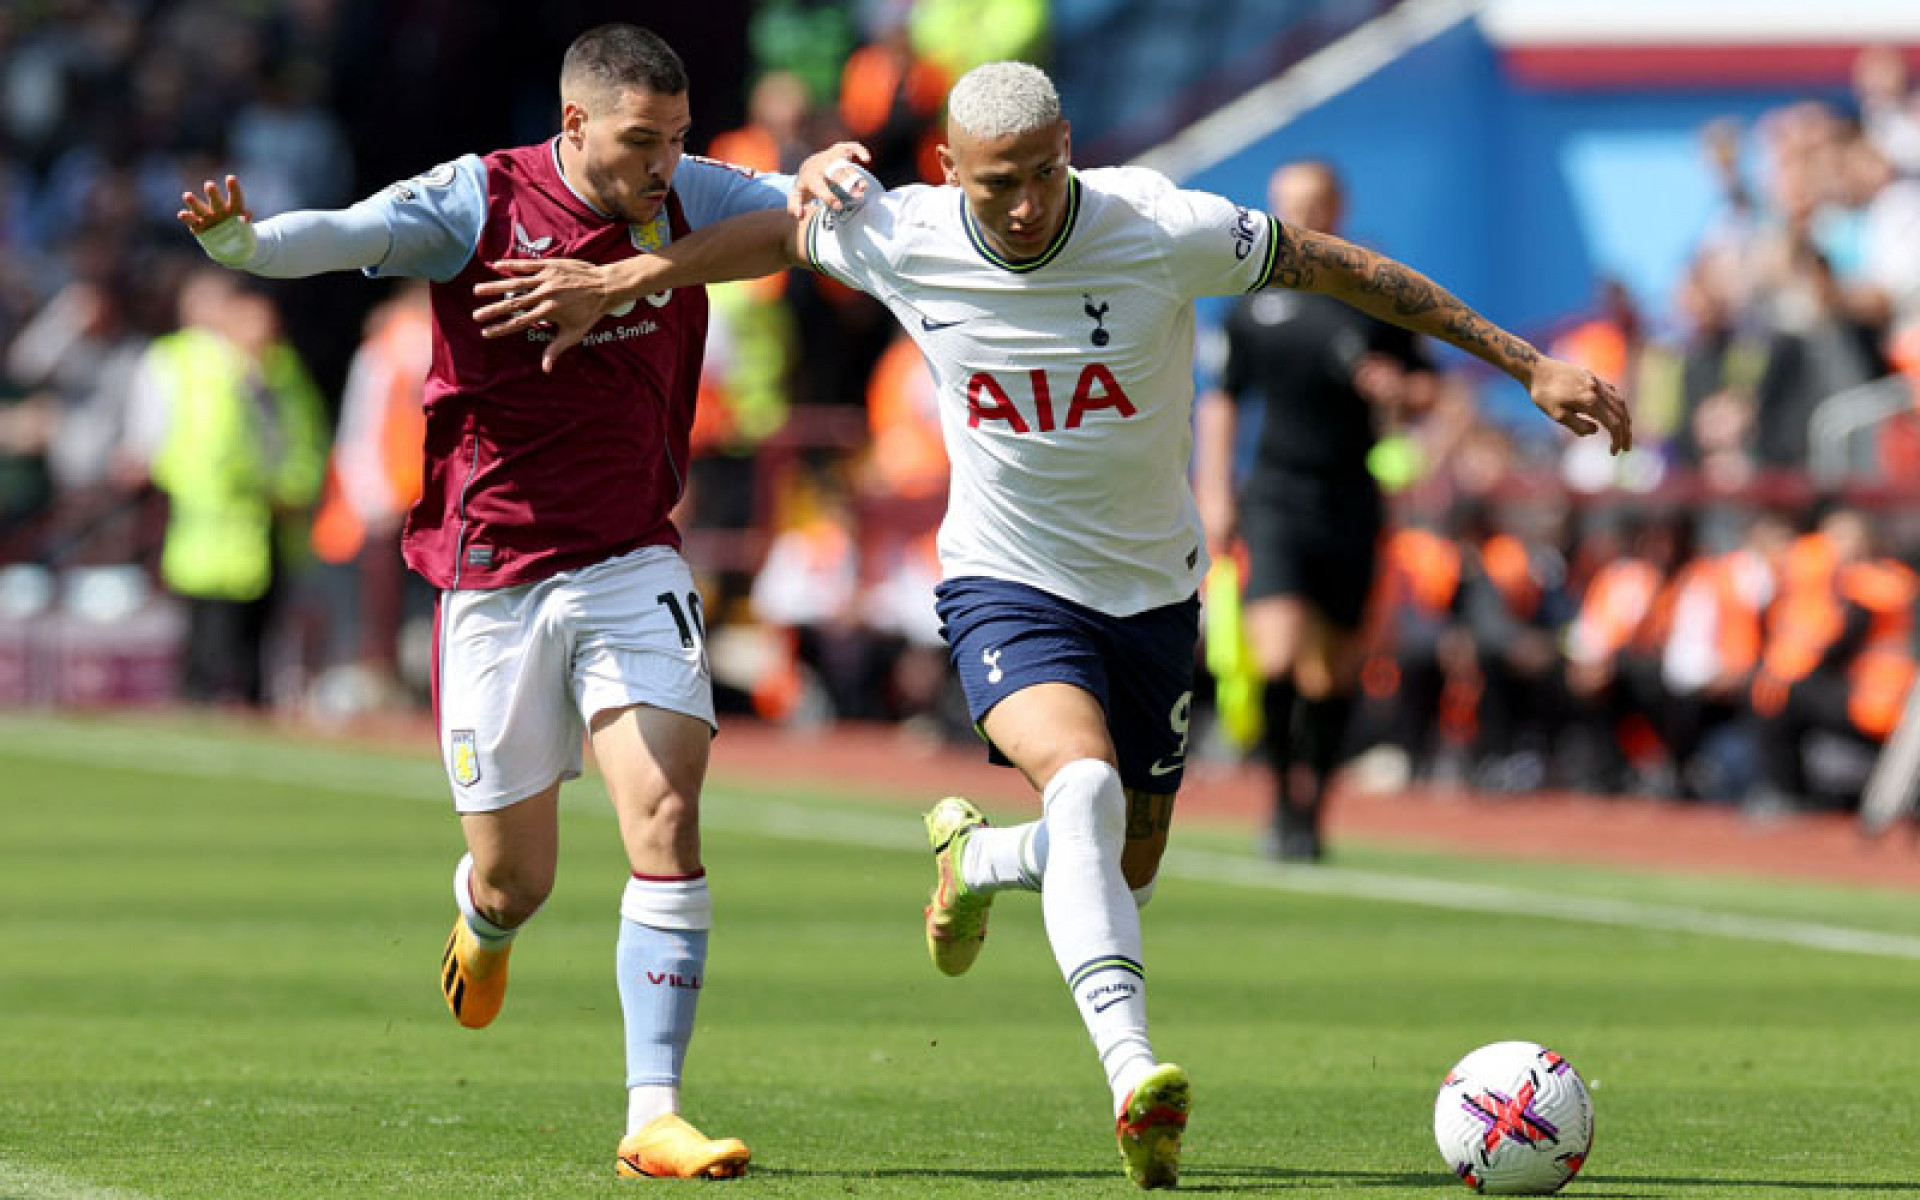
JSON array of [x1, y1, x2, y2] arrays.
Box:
[[1194, 160, 1436, 861]]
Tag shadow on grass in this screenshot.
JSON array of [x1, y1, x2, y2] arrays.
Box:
[[1184, 1167, 1920, 1194], [750, 1165, 1414, 1193], [1581, 1178, 1920, 1194], [748, 1165, 1920, 1194], [1183, 1166, 1443, 1192], [748, 1167, 1116, 1185]]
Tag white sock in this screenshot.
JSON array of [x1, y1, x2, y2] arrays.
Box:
[[966, 822, 1162, 912], [1038, 759, 1157, 1116], [1112, 1058, 1158, 1115], [453, 853, 519, 949], [960, 820, 1047, 893], [627, 1083, 679, 1131]]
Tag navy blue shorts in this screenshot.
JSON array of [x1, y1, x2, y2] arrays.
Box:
[[934, 576, 1199, 793]]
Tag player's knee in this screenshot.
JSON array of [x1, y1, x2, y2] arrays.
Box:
[[630, 788, 699, 842], [1029, 740, 1117, 790], [468, 860, 554, 927], [620, 788, 705, 874], [644, 789, 699, 834], [1042, 758, 1125, 851]]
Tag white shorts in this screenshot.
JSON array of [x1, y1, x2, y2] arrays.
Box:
[[435, 544, 715, 812]]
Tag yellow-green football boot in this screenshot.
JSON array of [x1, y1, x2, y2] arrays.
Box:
[[923, 797, 992, 976], [1116, 1063, 1191, 1189]]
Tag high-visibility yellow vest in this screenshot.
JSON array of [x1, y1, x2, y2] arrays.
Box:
[[145, 328, 327, 601]]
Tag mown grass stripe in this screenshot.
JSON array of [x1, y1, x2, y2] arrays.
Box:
[[5, 716, 1920, 962]]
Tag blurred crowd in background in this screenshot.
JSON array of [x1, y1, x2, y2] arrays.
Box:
[[3, 0, 1920, 820]]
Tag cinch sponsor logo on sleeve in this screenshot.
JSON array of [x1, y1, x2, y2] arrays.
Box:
[[1230, 206, 1259, 260]]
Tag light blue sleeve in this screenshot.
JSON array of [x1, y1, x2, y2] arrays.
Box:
[[362, 154, 489, 282], [672, 155, 796, 229]]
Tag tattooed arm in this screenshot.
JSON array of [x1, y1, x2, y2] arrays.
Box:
[[1267, 223, 1632, 454]]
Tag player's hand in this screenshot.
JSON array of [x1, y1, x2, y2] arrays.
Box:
[[179, 175, 260, 267], [473, 258, 613, 373], [178, 174, 251, 233], [1528, 356, 1632, 456], [790, 142, 874, 217]]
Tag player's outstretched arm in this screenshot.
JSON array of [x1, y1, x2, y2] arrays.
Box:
[[178, 173, 393, 278], [1269, 224, 1632, 454], [473, 208, 811, 372]]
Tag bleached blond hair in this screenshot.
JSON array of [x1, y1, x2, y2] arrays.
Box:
[[946, 61, 1061, 139]]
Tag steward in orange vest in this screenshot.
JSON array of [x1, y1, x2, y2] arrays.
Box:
[[1751, 509, 1918, 810]]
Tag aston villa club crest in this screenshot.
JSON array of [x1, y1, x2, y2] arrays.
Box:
[[629, 213, 669, 254], [451, 730, 481, 787], [627, 213, 673, 310]]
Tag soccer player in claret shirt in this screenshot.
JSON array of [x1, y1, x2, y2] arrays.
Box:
[[177, 23, 864, 1179], [471, 60, 1631, 1188]]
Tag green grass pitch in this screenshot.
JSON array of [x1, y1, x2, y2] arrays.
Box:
[[4, 713, 1920, 1197]]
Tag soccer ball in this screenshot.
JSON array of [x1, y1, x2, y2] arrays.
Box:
[[1433, 1040, 1594, 1195]]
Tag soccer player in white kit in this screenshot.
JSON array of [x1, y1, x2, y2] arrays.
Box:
[[472, 61, 1631, 1188]]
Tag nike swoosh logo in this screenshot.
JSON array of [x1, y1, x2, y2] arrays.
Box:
[[1147, 758, 1184, 777], [1093, 996, 1131, 1013], [920, 316, 967, 332]]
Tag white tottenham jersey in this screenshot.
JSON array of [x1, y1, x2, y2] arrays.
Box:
[[807, 166, 1283, 616]]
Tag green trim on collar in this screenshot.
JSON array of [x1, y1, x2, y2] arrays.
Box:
[[960, 173, 1082, 274]]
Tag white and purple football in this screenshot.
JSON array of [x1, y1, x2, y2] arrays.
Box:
[[1433, 1040, 1594, 1195]]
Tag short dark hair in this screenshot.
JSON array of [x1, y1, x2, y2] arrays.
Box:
[[560, 24, 688, 102]]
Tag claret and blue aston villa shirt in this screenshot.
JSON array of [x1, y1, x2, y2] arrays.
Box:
[[358, 141, 790, 590]]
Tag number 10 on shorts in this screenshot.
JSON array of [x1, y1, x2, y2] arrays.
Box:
[[658, 591, 707, 664]]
